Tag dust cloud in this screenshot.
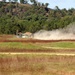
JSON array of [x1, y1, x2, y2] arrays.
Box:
[[33, 23, 75, 40]]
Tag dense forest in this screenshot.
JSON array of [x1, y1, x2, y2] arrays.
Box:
[[0, 0, 75, 34]]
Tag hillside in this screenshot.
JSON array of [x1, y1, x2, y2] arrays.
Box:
[[0, 2, 75, 34]]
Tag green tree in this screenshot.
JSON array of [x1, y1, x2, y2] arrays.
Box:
[[30, 0, 37, 6], [45, 3, 49, 8], [55, 6, 60, 10], [20, 0, 28, 4]]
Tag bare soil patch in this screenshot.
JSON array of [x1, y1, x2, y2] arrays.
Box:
[[0, 34, 75, 43], [0, 48, 75, 53], [0, 39, 75, 43]]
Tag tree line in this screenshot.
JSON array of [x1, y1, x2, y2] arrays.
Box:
[[0, 1, 75, 34]]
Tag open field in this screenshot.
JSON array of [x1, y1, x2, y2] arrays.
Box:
[[0, 35, 75, 75], [0, 41, 75, 53], [0, 34, 75, 42], [0, 54, 75, 75], [0, 34, 75, 53]]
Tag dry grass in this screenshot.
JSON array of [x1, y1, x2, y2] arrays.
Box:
[[0, 35, 75, 75], [0, 55, 75, 75]]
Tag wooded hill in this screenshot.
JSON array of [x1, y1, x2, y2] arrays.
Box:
[[0, 1, 75, 34]]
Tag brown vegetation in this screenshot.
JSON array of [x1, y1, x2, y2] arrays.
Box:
[[0, 55, 75, 75], [0, 48, 75, 53], [0, 35, 75, 75]]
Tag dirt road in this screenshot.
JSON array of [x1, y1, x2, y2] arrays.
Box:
[[0, 52, 75, 56]]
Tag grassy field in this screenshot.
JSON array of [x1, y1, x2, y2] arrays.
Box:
[[41, 41, 75, 49], [0, 35, 75, 75], [0, 54, 75, 75], [0, 34, 75, 50], [0, 41, 75, 49], [0, 41, 75, 53], [0, 42, 42, 49]]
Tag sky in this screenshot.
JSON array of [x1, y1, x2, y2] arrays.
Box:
[[37, 0, 75, 9], [5, 0, 75, 9]]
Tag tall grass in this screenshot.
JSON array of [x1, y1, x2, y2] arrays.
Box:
[[0, 55, 75, 75]]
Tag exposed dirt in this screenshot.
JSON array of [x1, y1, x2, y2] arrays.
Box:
[[0, 35, 75, 43], [0, 35, 75, 75], [0, 39, 75, 43], [0, 48, 75, 53], [0, 35, 75, 53]]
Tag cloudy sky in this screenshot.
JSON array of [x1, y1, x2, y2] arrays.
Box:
[[37, 0, 75, 9]]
